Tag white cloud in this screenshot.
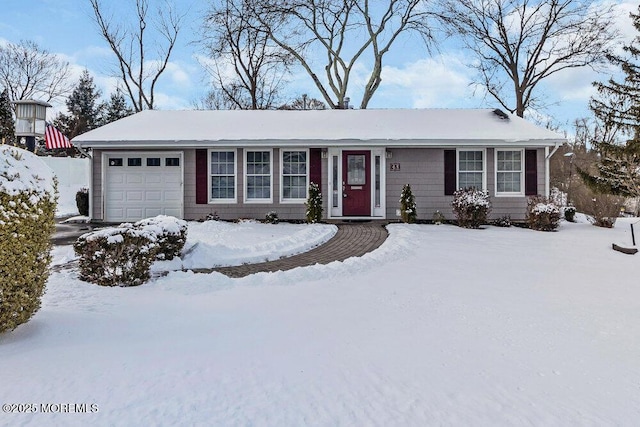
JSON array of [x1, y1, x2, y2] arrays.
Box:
[[369, 53, 484, 109]]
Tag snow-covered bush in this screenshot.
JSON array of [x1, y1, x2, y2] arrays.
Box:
[[564, 206, 576, 222], [306, 182, 323, 223], [432, 210, 445, 225], [526, 196, 561, 231], [134, 215, 187, 260], [75, 187, 89, 216], [492, 215, 511, 227], [74, 225, 158, 287], [74, 215, 188, 286], [1, 146, 57, 333], [265, 211, 279, 224], [400, 184, 417, 223], [452, 187, 491, 228]]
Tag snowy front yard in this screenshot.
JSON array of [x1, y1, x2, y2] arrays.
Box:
[[2, 219, 640, 426]]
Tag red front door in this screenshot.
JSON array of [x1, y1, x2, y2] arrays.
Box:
[[342, 151, 371, 216]]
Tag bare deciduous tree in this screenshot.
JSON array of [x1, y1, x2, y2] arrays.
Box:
[[437, 0, 618, 117], [89, 0, 183, 111], [200, 0, 294, 110], [255, 0, 434, 109], [0, 40, 72, 103], [279, 94, 327, 110]]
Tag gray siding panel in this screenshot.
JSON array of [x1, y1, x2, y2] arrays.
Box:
[[184, 148, 314, 221], [94, 146, 547, 223], [385, 147, 545, 221]]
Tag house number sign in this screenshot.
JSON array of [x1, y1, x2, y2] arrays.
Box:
[[389, 163, 401, 171]]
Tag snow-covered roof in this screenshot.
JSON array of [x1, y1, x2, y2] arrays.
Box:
[[72, 109, 565, 148]]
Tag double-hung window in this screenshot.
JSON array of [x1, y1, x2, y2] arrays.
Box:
[[245, 150, 272, 202], [210, 150, 236, 202], [458, 150, 485, 190], [281, 150, 308, 202], [496, 150, 524, 195]]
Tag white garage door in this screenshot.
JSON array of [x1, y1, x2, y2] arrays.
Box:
[[104, 152, 183, 222]]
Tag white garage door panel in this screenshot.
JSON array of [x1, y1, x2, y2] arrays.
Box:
[[146, 191, 162, 201], [164, 191, 182, 201], [145, 174, 162, 184], [126, 174, 144, 184], [107, 174, 125, 185], [104, 153, 183, 222], [107, 190, 125, 202], [126, 191, 144, 202]]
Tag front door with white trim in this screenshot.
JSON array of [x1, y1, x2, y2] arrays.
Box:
[[328, 148, 386, 219], [342, 151, 371, 216]]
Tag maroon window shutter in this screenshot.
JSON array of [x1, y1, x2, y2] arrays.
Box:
[[525, 149, 537, 196], [444, 149, 456, 195], [309, 148, 322, 186], [195, 149, 208, 204]]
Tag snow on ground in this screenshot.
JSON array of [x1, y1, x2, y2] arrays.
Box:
[[2, 219, 640, 426], [155, 220, 338, 270]]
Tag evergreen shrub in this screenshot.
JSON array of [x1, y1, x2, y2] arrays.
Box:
[[400, 184, 417, 223], [74, 225, 158, 287], [76, 187, 89, 216], [265, 211, 279, 224], [74, 215, 188, 286], [1, 146, 57, 333], [432, 210, 445, 225], [527, 196, 561, 231], [452, 187, 491, 228], [134, 215, 187, 260], [564, 206, 576, 222], [492, 215, 512, 227], [306, 182, 323, 223]]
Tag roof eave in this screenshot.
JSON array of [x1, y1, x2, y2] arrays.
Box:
[[75, 138, 564, 149]]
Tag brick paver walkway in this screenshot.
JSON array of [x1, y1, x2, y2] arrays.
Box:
[[190, 222, 389, 278]]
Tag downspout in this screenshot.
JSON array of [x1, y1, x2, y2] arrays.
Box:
[[545, 142, 561, 198]]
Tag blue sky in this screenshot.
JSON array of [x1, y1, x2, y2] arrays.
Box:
[[1, 0, 637, 135]]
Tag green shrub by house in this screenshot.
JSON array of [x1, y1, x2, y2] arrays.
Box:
[[1, 146, 57, 333], [400, 184, 417, 223], [76, 187, 89, 216], [452, 187, 491, 228], [563, 206, 576, 222], [265, 211, 279, 224], [306, 182, 323, 223]]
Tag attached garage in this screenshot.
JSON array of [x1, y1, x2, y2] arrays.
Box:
[[102, 152, 183, 222]]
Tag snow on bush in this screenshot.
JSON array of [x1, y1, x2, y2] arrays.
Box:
[[74, 215, 188, 286], [400, 183, 417, 223], [134, 215, 188, 260], [452, 187, 491, 228], [74, 226, 158, 287], [0, 146, 57, 332], [527, 196, 561, 231]]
